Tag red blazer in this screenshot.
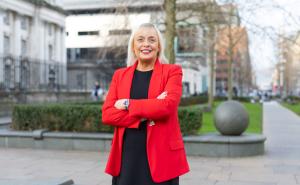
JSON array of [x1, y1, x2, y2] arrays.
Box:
[[102, 59, 190, 183]]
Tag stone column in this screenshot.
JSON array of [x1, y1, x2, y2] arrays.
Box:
[[13, 14, 21, 57], [55, 25, 61, 86], [61, 27, 67, 86], [29, 8, 43, 89], [13, 14, 21, 86], [0, 8, 5, 83]]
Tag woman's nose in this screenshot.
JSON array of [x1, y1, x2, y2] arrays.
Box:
[[142, 40, 150, 46]]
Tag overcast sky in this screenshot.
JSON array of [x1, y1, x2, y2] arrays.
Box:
[[227, 0, 300, 89]]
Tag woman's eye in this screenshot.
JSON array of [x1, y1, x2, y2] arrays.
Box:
[[149, 39, 156, 43]]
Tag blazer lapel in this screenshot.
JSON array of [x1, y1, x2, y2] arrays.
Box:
[[121, 61, 138, 99], [148, 59, 163, 99], [147, 59, 163, 145]]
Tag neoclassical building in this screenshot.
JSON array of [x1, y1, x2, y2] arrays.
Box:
[[0, 0, 66, 94]]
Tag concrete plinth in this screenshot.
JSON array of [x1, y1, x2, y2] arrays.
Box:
[[0, 130, 266, 157], [184, 133, 266, 157]]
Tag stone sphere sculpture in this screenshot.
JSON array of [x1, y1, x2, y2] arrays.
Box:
[[214, 100, 249, 136]]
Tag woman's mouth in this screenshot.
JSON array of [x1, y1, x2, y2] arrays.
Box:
[[141, 49, 152, 54]]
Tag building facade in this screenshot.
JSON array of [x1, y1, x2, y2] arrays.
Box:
[[63, 0, 212, 96], [215, 26, 252, 97], [0, 0, 66, 95], [276, 32, 300, 96]]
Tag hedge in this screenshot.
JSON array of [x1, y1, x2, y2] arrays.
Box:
[[178, 106, 202, 135], [214, 96, 251, 102], [179, 95, 251, 107], [180, 96, 208, 106], [12, 104, 112, 133], [12, 104, 202, 136], [284, 96, 300, 104]]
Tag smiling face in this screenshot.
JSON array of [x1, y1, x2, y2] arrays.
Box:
[[133, 26, 160, 63]]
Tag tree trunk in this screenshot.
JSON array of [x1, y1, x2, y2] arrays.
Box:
[[227, 42, 233, 100], [227, 5, 234, 100], [164, 0, 176, 64], [207, 2, 216, 109], [208, 21, 216, 108]]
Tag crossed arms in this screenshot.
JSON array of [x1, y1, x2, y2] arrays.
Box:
[[102, 65, 182, 128]]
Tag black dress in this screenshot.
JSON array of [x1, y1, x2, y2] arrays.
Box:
[[112, 69, 179, 185]]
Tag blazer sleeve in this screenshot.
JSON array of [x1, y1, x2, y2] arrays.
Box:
[[102, 70, 141, 128], [128, 65, 182, 121]]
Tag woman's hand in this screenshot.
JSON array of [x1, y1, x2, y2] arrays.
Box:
[[157, 91, 167, 99], [114, 91, 167, 110], [114, 99, 127, 110]]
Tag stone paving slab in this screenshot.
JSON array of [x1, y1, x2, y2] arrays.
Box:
[[0, 102, 299, 185], [0, 179, 74, 185], [215, 181, 276, 185]]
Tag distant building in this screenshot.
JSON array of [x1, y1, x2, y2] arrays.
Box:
[[215, 26, 252, 96], [271, 62, 284, 96], [213, 4, 253, 97], [277, 32, 300, 96], [0, 0, 66, 96], [63, 0, 212, 96]]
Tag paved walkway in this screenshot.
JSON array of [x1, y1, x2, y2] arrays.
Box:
[[0, 102, 300, 185]]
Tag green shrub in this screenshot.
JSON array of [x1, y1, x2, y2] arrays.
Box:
[[12, 104, 113, 133], [214, 96, 251, 102], [68, 101, 104, 105], [178, 106, 202, 135], [284, 96, 300, 104], [12, 103, 202, 136], [180, 96, 208, 106]]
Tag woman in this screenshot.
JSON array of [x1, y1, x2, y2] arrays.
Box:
[[102, 23, 190, 185]]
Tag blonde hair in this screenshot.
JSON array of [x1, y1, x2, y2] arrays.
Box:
[[126, 23, 169, 66]]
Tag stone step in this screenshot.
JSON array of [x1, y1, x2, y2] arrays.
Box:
[[0, 179, 74, 185], [0, 124, 10, 129], [0, 117, 11, 130], [0, 110, 12, 117]]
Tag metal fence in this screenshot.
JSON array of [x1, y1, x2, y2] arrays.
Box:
[[0, 55, 66, 93]]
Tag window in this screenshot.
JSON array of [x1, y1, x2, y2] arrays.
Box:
[[109, 29, 131, 35], [21, 40, 27, 56], [182, 82, 190, 96], [21, 16, 28, 30], [202, 75, 208, 92], [78, 31, 99, 36], [4, 65, 11, 89], [75, 48, 80, 59], [3, 11, 9, 25], [4, 36, 10, 54], [76, 74, 84, 89], [71, 48, 100, 60], [177, 26, 201, 53], [79, 48, 88, 58], [48, 45, 53, 60], [20, 62, 29, 89], [48, 23, 52, 36], [67, 48, 71, 61]]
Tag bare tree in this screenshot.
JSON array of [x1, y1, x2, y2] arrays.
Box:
[[164, 0, 177, 64], [174, 1, 222, 108], [207, 1, 218, 108]]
